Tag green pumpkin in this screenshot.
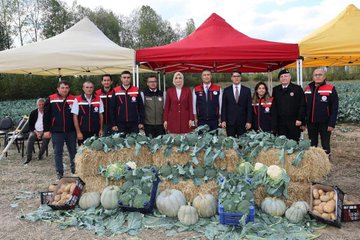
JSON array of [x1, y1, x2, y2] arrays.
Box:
[[178, 203, 199, 225], [101, 186, 120, 209], [261, 197, 286, 217], [285, 201, 310, 223], [79, 192, 101, 209]]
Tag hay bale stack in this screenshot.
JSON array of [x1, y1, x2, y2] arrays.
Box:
[[159, 180, 218, 202], [75, 146, 152, 178], [152, 147, 195, 166], [256, 147, 331, 182], [213, 149, 239, 172], [81, 176, 124, 193], [255, 181, 310, 207]]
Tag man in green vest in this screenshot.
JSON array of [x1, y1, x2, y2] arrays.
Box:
[[141, 75, 165, 137]]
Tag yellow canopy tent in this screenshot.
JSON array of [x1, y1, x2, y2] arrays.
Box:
[[289, 4, 360, 68]]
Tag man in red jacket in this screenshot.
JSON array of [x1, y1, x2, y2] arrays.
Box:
[[110, 71, 144, 135], [95, 74, 113, 136], [304, 68, 339, 155], [43, 80, 76, 179]]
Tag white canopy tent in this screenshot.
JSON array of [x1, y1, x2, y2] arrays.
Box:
[[0, 17, 139, 78]]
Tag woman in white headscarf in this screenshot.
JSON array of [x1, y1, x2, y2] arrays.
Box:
[[163, 72, 194, 133]]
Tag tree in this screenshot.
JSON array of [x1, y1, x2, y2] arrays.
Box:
[[0, 0, 13, 49], [12, 0, 30, 46], [27, 0, 42, 42], [88, 8, 121, 44], [184, 18, 195, 37], [41, 0, 72, 38]]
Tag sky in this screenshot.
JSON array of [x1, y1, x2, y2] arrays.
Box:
[[62, 0, 360, 43]]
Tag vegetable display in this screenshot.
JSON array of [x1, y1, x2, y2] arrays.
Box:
[[51, 182, 76, 206], [311, 188, 337, 221]]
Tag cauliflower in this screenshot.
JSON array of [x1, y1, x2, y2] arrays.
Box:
[[126, 161, 137, 170]]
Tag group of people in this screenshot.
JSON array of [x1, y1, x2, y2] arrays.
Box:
[[24, 68, 339, 179]]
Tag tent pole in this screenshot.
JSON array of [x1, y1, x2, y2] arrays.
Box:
[[296, 59, 300, 85], [58, 68, 62, 82], [136, 64, 139, 88], [132, 65, 135, 86], [267, 71, 273, 96], [163, 72, 166, 90], [300, 58, 303, 87], [158, 72, 161, 90]]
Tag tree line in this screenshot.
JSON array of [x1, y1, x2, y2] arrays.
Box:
[[1, 0, 360, 101]]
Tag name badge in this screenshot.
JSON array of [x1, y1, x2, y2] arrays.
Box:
[[145, 97, 152, 101]]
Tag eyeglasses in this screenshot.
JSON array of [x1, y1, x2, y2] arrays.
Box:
[[313, 74, 323, 77]]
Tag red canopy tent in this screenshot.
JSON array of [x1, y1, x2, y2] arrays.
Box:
[[136, 13, 299, 73]]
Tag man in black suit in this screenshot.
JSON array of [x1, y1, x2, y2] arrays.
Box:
[[24, 98, 50, 164], [271, 69, 306, 141], [221, 70, 252, 137]]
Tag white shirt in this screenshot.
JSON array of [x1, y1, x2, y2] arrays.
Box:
[[233, 84, 241, 100], [176, 88, 182, 100], [71, 95, 104, 115], [282, 84, 289, 89], [35, 110, 44, 132], [192, 84, 223, 115]]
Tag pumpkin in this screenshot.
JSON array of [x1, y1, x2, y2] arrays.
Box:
[[292, 201, 310, 213], [79, 192, 101, 209], [101, 186, 120, 210], [156, 189, 186, 217], [261, 197, 286, 216], [192, 194, 217, 217], [285, 201, 309, 223], [178, 203, 199, 225]]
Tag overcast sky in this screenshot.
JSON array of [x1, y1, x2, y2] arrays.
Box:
[[63, 0, 360, 43]]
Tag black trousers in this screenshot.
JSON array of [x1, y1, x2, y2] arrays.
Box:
[[78, 131, 97, 146], [226, 124, 246, 137], [277, 120, 301, 141], [118, 122, 139, 135], [144, 124, 165, 138], [307, 122, 331, 154]]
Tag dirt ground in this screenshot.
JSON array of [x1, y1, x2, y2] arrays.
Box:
[[0, 124, 359, 240]]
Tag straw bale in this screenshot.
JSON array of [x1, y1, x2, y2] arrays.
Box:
[[81, 175, 124, 193], [159, 180, 218, 202], [152, 146, 194, 167], [75, 146, 152, 178], [256, 147, 331, 182], [254, 181, 310, 207]]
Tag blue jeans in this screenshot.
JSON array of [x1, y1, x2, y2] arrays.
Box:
[[51, 132, 76, 175]]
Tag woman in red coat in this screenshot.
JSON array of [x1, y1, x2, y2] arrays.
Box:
[[164, 72, 194, 134]]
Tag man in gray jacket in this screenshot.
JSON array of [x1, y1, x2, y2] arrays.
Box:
[[141, 75, 165, 137]]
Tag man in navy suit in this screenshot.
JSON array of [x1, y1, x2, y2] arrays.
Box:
[[221, 70, 252, 137]]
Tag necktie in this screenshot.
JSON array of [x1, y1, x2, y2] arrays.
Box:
[[205, 86, 208, 101], [235, 86, 239, 103]]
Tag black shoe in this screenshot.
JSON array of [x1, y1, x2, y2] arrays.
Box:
[[38, 154, 43, 160], [56, 172, 63, 180], [23, 157, 32, 165]]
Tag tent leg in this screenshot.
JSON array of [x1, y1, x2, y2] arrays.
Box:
[[132, 65, 135, 86], [163, 73, 166, 91], [267, 71, 273, 96], [299, 59, 303, 87], [296, 59, 300, 85], [136, 64, 139, 88], [158, 72, 161, 90], [58, 68, 62, 82]]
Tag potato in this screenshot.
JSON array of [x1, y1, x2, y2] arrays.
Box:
[[64, 183, 71, 193], [70, 183, 77, 194], [330, 213, 336, 220], [329, 191, 335, 199], [321, 213, 330, 219], [65, 194, 72, 200], [48, 184, 57, 192], [323, 200, 336, 213], [320, 195, 330, 202], [54, 194, 61, 202], [313, 199, 322, 206], [313, 189, 320, 199], [318, 189, 324, 196], [313, 205, 323, 214], [57, 184, 66, 194]]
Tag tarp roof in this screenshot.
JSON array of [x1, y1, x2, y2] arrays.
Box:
[[136, 13, 299, 73], [292, 4, 360, 68], [0, 17, 137, 76]]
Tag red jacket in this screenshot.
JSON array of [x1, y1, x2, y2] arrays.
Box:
[[164, 87, 194, 134]]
